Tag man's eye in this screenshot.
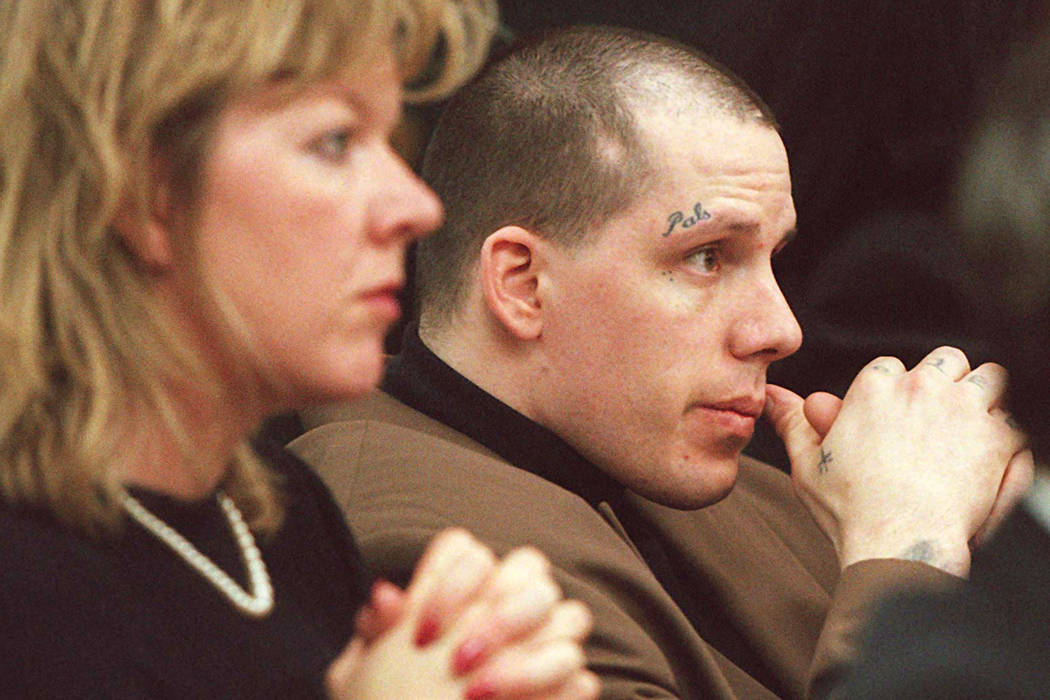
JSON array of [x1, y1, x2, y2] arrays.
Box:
[[312, 129, 353, 161], [686, 246, 721, 273]]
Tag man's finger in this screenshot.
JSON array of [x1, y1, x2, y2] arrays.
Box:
[[765, 384, 820, 463], [802, 391, 842, 440], [971, 448, 1035, 547], [914, 346, 971, 380], [961, 362, 1009, 410], [862, 356, 906, 377]]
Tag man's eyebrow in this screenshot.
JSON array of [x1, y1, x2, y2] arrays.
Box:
[[717, 220, 797, 245], [724, 220, 759, 233], [677, 218, 797, 249]]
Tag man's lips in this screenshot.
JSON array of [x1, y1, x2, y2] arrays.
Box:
[[702, 396, 765, 418], [695, 396, 764, 439]]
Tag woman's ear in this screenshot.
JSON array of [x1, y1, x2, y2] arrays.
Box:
[[112, 163, 175, 270], [479, 226, 548, 340]]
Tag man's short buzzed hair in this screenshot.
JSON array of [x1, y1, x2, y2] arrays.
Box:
[[416, 24, 778, 326]]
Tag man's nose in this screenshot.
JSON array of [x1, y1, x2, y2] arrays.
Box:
[[729, 270, 803, 362]]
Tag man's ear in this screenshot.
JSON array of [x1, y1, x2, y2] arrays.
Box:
[[112, 166, 175, 271], [479, 226, 548, 340]]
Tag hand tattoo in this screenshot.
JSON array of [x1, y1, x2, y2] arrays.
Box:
[[817, 447, 833, 474], [966, 374, 989, 389], [899, 540, 937, 565], [926, 357, 948, 374]]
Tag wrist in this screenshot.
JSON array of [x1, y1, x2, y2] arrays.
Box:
[[840, 533, 972, 577]]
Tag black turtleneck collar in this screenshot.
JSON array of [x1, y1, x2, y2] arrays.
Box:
[[382, 323, 624, 509]]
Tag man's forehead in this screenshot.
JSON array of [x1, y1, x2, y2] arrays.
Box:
[[669, 122, 785, 167], [627, 90, 772, 144], [613, 178, 796, 258], [565, 106, 794, 253]]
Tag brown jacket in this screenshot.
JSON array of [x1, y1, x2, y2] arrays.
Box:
[[292, 392, 953, 699]]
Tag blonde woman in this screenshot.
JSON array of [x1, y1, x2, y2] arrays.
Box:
[[0, 1, 597, 697]]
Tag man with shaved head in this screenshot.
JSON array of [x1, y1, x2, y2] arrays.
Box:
[[293, 26, 1029, 699]]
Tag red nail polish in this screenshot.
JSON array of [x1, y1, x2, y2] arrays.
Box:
[[452, 637, 488, 675], [464, 679, 497, 700], [414, 616, 440, 647]]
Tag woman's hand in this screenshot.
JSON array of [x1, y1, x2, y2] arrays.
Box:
[[327, 528, 599, 699]]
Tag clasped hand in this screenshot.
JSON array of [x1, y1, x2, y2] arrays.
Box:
[[327, 528, 600, 699], [767, 346, 1033, 577]]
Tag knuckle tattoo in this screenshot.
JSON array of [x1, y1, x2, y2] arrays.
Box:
[[926, 357, 949, 374]]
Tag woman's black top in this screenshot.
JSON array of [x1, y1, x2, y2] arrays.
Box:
[[0, 440, 370, 698]]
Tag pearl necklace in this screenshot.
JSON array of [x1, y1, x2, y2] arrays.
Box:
[[120, 490, 274, 618]]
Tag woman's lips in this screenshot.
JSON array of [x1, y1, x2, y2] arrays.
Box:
[[361, 285, 403, 322]]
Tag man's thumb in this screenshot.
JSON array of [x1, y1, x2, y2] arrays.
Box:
[[764, 384, 820, 459]]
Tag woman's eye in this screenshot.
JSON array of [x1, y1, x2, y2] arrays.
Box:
[[686, 246, 721, 273], [311, 129, 353, 161]]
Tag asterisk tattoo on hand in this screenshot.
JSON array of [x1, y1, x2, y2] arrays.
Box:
[[817, 447, 833, 474]]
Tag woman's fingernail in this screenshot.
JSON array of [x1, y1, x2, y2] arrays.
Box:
[[414, 616, 440, 647], [453, 637, 489, 675], [464, 679, 497, 700]]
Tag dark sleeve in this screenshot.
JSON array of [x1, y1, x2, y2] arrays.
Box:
[[838, 509, 1050, 700], [834, 590, 1044, 699], [0, 511, 157, 698]]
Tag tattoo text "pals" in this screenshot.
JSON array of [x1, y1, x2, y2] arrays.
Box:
[[663, 203, 712, 237]]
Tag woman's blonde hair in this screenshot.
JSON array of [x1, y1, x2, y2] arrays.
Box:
[[0, 0, 496, 535]]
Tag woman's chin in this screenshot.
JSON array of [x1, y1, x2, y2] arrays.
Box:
[[275, 343, 387, 409]]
